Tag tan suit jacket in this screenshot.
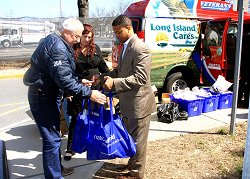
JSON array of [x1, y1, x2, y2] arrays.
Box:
[[108, 34, 156, 118]]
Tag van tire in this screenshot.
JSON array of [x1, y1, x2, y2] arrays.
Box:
[[165, 72, 188, 93]]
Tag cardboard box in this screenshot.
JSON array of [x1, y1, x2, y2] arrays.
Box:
[[161, 93, 171, 103]]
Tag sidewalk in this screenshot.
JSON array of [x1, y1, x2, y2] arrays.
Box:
[[0, 107, 248, 179], [0, 68, 249, 178]]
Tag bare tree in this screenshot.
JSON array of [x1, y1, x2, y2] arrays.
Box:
[[90, 0, 133, 18], [88, 0, 133, 37], [113, 0, 133, 15], [92, 7, 108, 18], [78, 0, 89, 18]]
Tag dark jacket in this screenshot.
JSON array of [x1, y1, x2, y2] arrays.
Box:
[[75, 44, 110, 80], [67, 44, 110, 116], [23, 33, 91, 97]]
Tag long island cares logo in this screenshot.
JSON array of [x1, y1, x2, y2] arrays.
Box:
[[155, 32, 169, 48], [151, 22, 198, 48]]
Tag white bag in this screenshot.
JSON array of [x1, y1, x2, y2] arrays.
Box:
[[211, 75, 233, 92]]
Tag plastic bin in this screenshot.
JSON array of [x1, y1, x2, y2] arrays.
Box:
[[200, 87, 220, 111], [205, 90, 233, 109], [197, 95, 217, 113], [169, 94, 179, 104], [216, 91, 233, 109], [169, 94, 204, 117]]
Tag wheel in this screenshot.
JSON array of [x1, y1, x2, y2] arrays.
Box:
[[2, 40, 11, 48], [165, 72, 188, 93]]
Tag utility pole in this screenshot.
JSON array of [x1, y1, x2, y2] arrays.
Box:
[[230, 0, 244, 134], [60, 0, 63, 25], [242, 92, 250, 178]]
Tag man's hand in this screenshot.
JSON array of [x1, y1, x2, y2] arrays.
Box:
[[81, 79, 94, 87], [103, 76, 114, 91], [90, 90, 107, 104]]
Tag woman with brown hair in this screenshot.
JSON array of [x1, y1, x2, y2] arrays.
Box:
[[64, 23, 110, 161]]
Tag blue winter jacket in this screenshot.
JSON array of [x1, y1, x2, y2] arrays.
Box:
[[23, 33, 92, 97]]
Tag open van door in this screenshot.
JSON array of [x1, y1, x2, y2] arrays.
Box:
[[202, 19, 230, 83]]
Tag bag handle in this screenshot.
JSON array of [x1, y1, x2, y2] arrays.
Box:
[[81, 98, 86, 110], [87, 91, 114, 124], [87, 96, 104, 125], [108, 92, 114, 122]]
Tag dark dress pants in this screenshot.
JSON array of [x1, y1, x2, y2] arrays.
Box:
[[123, 114, 151, 178]]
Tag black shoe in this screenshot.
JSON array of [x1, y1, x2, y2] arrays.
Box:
[[61, 167, 74, 176], [64, 151, 75, 161], [115, 172, 142, 179], [115, 165, 131, 172]]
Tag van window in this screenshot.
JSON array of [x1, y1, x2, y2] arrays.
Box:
[[2, 29, 11, 35], [130, 17, 143, 33], [203, 21, 225, 56], [11, 29, 17, 35], [228, 24, 237, 35]]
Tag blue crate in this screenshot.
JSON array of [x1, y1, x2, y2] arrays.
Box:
[[200, 87, 222, 111], [207, 90, 233, 109], [198, 95, 218, 113], [170, 94, 204, 117], [169, 94, 178, 103], [178, 98, 204, 117], [213, 94, 219, 110], [217, 91, 233, 109]]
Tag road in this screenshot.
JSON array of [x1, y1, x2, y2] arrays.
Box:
[[0, 38, 112, 63], [0, 78, 30, 131]]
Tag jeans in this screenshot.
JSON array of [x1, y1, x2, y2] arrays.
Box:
[[28, 88, 63, 179]]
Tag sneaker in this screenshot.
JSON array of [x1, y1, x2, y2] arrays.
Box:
[[61, 167, 74, 176]]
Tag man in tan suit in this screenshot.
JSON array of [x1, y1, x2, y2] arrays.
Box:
[[102, 15, 156, 179]]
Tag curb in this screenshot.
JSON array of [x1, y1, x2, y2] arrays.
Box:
[[0, 68, 27, 79]]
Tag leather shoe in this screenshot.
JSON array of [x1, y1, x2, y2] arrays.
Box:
[[61, 167, 74, 176], [115, 165, 131, 172], [115, 172, 142, 179]]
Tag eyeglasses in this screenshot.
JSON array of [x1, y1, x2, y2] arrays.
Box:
[[71, 31, 81, 41]]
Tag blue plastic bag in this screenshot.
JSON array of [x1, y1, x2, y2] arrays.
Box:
[[71, 99, 108, 154], [87, 93, 136, 160], [71, 100, 89, 154]]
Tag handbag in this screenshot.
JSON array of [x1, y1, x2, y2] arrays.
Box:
[[86, 92, 136, 160], [71, 99, 89, 154]]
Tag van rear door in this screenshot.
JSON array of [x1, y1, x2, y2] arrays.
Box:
[[202, 19, 230, 82]]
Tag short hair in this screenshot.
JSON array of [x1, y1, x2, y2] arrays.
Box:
[[112, 15, 132, 27], [60, 18, 84, 33]]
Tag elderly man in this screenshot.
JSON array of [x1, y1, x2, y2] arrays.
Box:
[[23, 18, 106, 178]]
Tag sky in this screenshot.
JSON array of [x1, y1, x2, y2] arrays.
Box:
[[0, 0, 139, 18]]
